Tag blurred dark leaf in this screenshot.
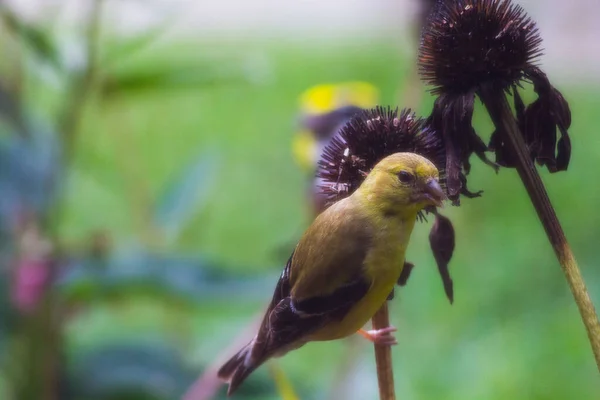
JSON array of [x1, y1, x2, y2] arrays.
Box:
[[0, 7, 60, 68], [0, 83, 25, 132], [56, 251, 277, 305], [154, 150, 219, 244], [68, 340, 276, 400], [0, 126, 61, 234], [0, 265, 16, 356], [68, 341, 195, 400], [397, 261, 414, 287]]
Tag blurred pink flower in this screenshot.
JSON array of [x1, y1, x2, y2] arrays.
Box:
[[11, 259, 51, 314]]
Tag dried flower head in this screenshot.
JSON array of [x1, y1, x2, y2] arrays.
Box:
[[418, 0, 571, 196], [419, 0, 542, 95], [416, 0, 440, 36], [316, 106, 457, 303], [317, 106, 447, 207]]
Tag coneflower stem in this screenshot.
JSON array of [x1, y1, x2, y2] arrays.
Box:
[[372, 303, 396, 400], [268, 363, 300, 400], [480, 89, 600, 370]]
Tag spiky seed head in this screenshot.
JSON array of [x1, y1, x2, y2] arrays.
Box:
[[316, 106, 447, 208], [419, 0, 542, 95]]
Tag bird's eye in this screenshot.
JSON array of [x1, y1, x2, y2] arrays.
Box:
[[398, 171, 414, 184]]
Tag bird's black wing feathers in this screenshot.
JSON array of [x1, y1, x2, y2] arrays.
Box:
[[290, 278, 369, 316], [252, 251, 369, 360]]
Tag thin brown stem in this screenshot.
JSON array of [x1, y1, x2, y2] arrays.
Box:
[[480, 89, 600, 370], [371, 303, 396, 400], [37, 2, 105, 399], [59, 0, 104, 162], [44, 0, 104, 232]]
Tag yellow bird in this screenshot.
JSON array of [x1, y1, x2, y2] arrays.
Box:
[[218, 152, 445, 396]]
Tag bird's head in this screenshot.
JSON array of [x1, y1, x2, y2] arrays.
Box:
[[355, 152, 446, 216]]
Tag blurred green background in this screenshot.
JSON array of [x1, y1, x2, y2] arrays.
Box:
[[0, 1, 599, 399]]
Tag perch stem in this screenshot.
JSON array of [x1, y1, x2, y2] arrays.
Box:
[[480, 90, 600, 371], [371, 302, 396, 400]]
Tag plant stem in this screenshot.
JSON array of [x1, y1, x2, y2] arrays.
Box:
[[45, 0, 104, 233], [36, 2, 105, 399], [268, 363, 300, 400], [59, 0, 104, 162], [371, 303, 396, 400], [480, 90, 600, 370]]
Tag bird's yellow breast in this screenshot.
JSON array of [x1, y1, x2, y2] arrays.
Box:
[[307, 216, 414, 341]]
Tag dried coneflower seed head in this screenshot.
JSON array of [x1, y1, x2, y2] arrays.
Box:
[[317, 106, 447, 207], [418, 0, 571, 194], [416, 0, 440, 35], [419, 0, 542, 95]]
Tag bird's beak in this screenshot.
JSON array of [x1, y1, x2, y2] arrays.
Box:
[[420, 178, 446, 208]]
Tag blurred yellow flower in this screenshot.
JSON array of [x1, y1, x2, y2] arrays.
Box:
[[292, 129, 318, 172], [299, 81, 379, 114], [294, 81, 380, 172]]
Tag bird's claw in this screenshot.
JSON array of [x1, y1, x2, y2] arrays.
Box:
[[358, 326, 398, 346]]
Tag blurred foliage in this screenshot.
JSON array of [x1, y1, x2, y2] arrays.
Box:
[[57, 251, 276, 305], [68, 341, 197, 399], [0, 6, 59, 68], [153, 150, 220, 245], [0, 126, 61, 228], [0, 1, 598, 399]]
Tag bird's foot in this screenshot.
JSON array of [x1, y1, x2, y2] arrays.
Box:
[[358, 327, 397, 346]]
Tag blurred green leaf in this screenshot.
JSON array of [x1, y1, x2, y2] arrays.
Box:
[[154, 149, 220, 243], [56, 252, 276, 306], [100, 64, 247, 99], [0, 6, 60, 68], [68, 341, 195, 400]]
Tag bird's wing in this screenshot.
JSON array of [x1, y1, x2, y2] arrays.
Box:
[[252, 252, 369, 361], [251, 201, 373, 361]]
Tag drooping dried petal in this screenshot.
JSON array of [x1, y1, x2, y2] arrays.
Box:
[[489, 68, 572, 172], [489, 128, 513, 168], [556, 133, 571, 171], [429, 211, 455, 304], [523, 67, 572, 171], [388, 261, 416, 300], [397, 261, 415, 287], [459, 173, 483, 199], [488, 87, 524, 167], [427, 94, 487, 202]]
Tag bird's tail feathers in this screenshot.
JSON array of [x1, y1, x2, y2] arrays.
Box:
[[217, 339, 265, 396]]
